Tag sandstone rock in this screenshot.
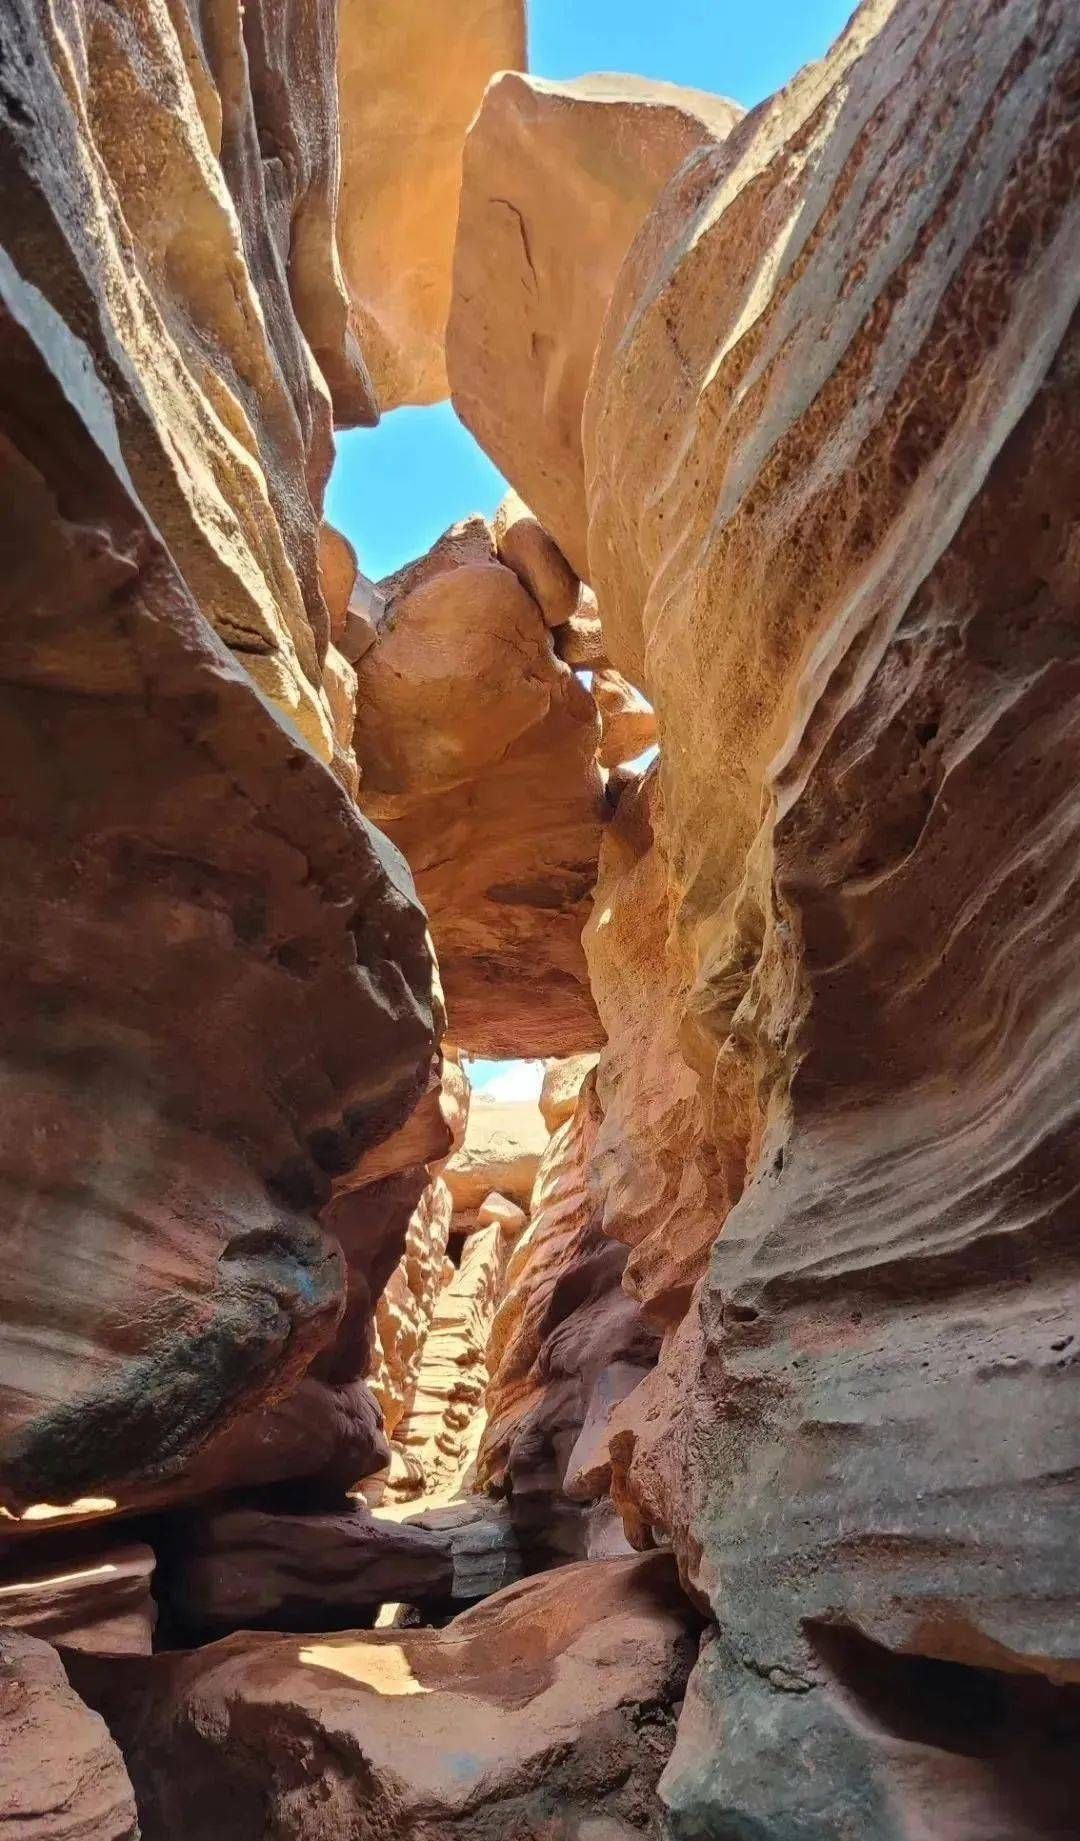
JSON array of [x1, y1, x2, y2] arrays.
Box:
[[450, 73, 743, 577], [493, 490, 580, 627], [540, 1054, 600, 1132], [354, 520, 606, 1053], [387, 1223, 508, 1506], [581, 0, 1080, 1829], [444, 1099, 549, 1213], [476, 1191, 528, 1239], [163, 1504, 451, 1638], [75, 1555, 697, 1839], [338, 0, 527, 409], [404, 1498, 525, 1602], [318, 525, 359, 645], [555, 590, 609, 667], [369, 1178, 455, 1440], [0, 245, 436, 1522], [594, 668, 657, 769], [479, 1085, 657, 1553], [0, 0, 368, 770], [0, 1547, 155, 1657], [0, 1631, 138, 1839]]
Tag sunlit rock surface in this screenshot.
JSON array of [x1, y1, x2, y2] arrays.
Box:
[[583, 0, 1080, 1829], [75, 1555, 697, 1840], [450, 72, 742, 577], [354, 519, 606, 1054]]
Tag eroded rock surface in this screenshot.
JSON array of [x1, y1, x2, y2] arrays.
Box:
[[450, 72, 743, 576], [444, 1098, 549, 1218], [338, 0, 526, 409], [354, 519, 606, 1054], [76, 1555, 697, 1840], [0, 1632, 138, 1840], [0, 1547, 155, 1657]]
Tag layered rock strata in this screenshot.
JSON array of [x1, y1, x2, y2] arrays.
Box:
[[0, 1632, 138, 1840]]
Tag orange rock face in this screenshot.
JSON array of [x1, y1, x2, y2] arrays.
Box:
[[73, 1555, 698, 1839], [450, 73, 743, 578], [354, 523, 606, 1054], [582, 0, 1080, 1830]]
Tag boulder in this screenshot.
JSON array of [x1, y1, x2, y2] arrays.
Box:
[[162, 1504, 451, 1638], [539, 1054, 600, 1132], [582, 0, 1080, 1829], [404, 1498, 525, 1602], [0, 242, 436, 1524], [493, 490, 580, 628], [444, 1099, 549, 1213], [354, 520, 606, 1054], [476, 1191, 528, 1239], [450, 73, 743, 577], [555, 590, 609, 667], [0, 1547, 155, 1657], [0, 1631, 138, 1839], [338, 0, 526, 408], [74, 1555, 698, 1839], [593, 669, 657, 769]]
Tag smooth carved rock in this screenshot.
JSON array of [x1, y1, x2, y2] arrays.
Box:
[[493, 490, 580, 628], [476, 1191, 528, 1239], [450, 73, 743, 578], [74, 1555, 697, 1840], [479, 1085, 657, 1555], [444, 1099, 549, 1215], [539, 1054, 600, 1133], [0, 1546, 155, 1657], [583, 1, 1080, 1832], [594, 668, 657, 769], [0, 0, 371, 771], [354, 519, 606, 1054], [0, 1632, 138, 1840], [337, 0, 526, 409], [163, 1504, 451, 1638], [0, 241, 436, 1520]]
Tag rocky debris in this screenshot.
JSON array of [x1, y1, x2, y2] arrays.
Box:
[[385, 1223, 509, 1506], [476, 1192, 528, 1240], [479, 1084, 658, 1556], [594, 670, 657, 770], [0, 1631, 138, 1839], [162, 1504, 451, 1639], [444, 1099, 549, 1215], [0, 1547, 155, 1657], [580, 0, 1080, 1828], [540, 1055, 600, 1133], [493, 491, 581, 628], [0, 237, 436, 1523], [75, 1555, 698, 1840], [450, 73, 743, 578], [337, 0, 526, 409], [354, 518, 606, 1054]]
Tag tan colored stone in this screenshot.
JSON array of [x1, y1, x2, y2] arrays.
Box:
[[539, 1054, 600, 1132], [0, 1632, 138, 1839], [476, 1191, 528, 1238], [355, 523, 606, 1054], [444, 1099, 549, 1213], [75, 1555, 697, 1839], [318, 524, 358, 646], [493, 490, 580, 628], [338, 0, 526, 409], [594, 667, 657, 769], [450, 72, 742, 577], [369, 1178, 454, 1440], [555, 589, 609, 667]]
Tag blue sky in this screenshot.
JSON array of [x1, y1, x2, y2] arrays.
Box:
[[329, 1, 853, 1097]]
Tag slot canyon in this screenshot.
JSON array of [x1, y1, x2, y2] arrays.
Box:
[[0, 0, 1077, 1835]]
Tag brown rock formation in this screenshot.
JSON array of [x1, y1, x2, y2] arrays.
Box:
[[368, 1178, 455, 1442], [581, 0, 1080, 1831], [479, 1084, 658, 1556], [593, 670, 657, 770], [354, 519, 606, 1054], [337, 0, 526, 409], [493, 490, 580, 628], [450, 72, 743, 577], [0, 1547, 155, 1657], [75, 1555, 697, 1839], [163, 1504, 451, 1639], [444, 1097, 550, 1216], [0, 237, 436, 1519], [0, 1632, 138, 1839], [539, 1055, 600, 1133]]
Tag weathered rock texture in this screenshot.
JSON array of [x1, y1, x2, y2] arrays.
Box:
[[75, 1555, 697, 1840], [354, 518, 606, 1054], [369, 1177, 455, 1441], [580, 0, 1080, 1831], [0, 234, 436, 1519], [0, 1546, 155, 1657], [0, 1632, 138, 1839], [338, 0, 526, 410], [450, 73, 743, 577], [479, 1083, 658, 1557], [444, 1098, 549, 1217]]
